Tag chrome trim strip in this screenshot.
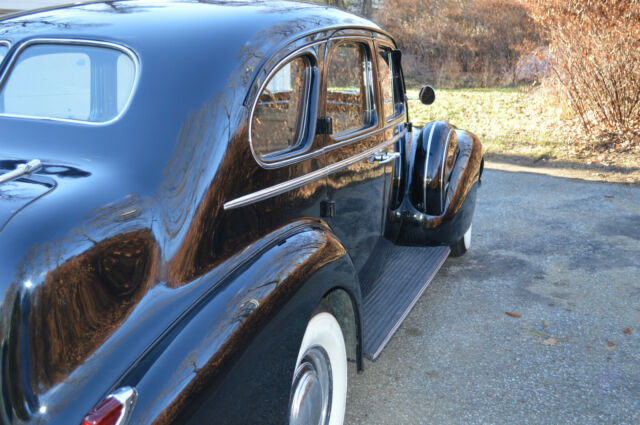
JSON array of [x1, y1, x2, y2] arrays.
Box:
[[324, 118, 400, 153], [440, 128, 453, 207], [423, 122, 436, 209], [224, 128, 407, 210], [0, 38, 140, 126], [251, 98, 401, 169], [0, 40, 10, 67]]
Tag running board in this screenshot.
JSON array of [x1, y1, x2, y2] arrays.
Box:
[[361, 244, 449, 360]]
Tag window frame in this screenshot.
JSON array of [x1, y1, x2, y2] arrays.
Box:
[[323, 37, 378, 143], [0, 41, 9, 67], [248, 48, 321, 168], [249, 53, 316, 163], [375, 42, 405, 123], [0, 38, 139, 126]]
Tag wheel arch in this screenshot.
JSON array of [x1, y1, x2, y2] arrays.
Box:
[[112, 219, 363, 424], [324, 286, 364, 371]]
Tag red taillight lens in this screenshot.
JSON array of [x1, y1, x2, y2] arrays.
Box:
[[82, 396, 123, 425]]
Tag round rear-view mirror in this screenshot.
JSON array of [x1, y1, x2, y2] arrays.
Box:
[[419, 85, 436, 105]]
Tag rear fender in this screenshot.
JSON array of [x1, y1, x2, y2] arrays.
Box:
[[115, 219, 361, 425]]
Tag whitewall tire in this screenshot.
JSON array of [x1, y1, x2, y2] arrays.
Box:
[[289, 311, 347, 425]]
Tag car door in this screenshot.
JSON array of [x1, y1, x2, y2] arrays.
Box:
[[374, 37, 410, 216], [321, 31, 397, 283]]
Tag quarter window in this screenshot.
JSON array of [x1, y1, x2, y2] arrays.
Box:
[[378, 47, 403, 120], [0, 44, 8, 63], [0, 43, 136, 123], [251, 56, 311, 158], [326, 42, 375, 136]]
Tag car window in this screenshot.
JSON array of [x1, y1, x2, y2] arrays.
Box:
[[252, 56, 310, 158], [0, 43, 136, 123], [326, 42, 375, 136], [0, 44, 8, 63], [378, 47, 403, 120]]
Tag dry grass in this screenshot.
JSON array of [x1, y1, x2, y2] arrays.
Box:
[[408, 86, 640, 171]]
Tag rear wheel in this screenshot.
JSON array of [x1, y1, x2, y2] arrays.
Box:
[[289, 310, 347, 425], [450, 224, 472, 257]]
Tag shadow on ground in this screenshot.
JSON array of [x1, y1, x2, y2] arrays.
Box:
[[485, 153, 640, 186]]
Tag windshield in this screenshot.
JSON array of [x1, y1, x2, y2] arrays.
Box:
[[0, 43, 136, 123]]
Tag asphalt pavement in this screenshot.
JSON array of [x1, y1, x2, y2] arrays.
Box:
[[346, 168, 640, 424]]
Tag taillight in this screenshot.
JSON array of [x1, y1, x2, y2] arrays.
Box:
[[82, 387, 137, 425]]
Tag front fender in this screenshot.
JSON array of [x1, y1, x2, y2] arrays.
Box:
[[118, 219, 361, 425], [387, 121, 484, 246]]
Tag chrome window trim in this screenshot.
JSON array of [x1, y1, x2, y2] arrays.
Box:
[[423, 122, 437, 210], [322, 116, 401, 152], [325, 36, 378, 142], [375, 42, 404, 123], [242, 27, 392, 108], [224, 127, 407, 210], [249, 50, 318, 166], [248, 42, 325, 169], [0, 40, 10, 66], [253, 116, 402, 169], [248, 32, 393, 170], [0, 38, 140, 126]]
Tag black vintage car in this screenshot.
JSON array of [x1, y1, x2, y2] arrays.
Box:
[[0, 1, 483, 424]]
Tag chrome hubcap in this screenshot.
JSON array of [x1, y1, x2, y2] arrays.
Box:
[[289, 346, 332, 425]]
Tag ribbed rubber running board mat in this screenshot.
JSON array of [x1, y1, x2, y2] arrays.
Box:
[[362, 245, 450, 360]]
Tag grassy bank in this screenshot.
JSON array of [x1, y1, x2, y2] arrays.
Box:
[[407, 87, 640, 173], [408, 87, 573, 159]]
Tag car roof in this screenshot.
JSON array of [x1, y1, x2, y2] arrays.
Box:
[[0, 0, 383, 53], [0, 1, 390, 159]]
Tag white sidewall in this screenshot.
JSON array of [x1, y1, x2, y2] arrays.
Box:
[[463, 223, 472, 250], [295, 312, 347, 425]]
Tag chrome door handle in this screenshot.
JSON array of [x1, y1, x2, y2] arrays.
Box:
[[369, 152, 400, 164], [0, 159, 42, 185]]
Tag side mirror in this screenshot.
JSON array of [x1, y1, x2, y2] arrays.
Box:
[[419, 85, 435, 105]]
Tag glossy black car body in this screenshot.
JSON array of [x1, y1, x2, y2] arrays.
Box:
[[0, 2, 483, 424]]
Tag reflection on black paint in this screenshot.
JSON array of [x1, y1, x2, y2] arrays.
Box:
[[0, 2, 379, 424], [25, 229, 158, 390]]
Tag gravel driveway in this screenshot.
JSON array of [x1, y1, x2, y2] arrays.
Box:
[[346, 168, 640, 424]]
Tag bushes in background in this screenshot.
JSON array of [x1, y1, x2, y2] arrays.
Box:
[[319, 0, 639, 150], [376, 0, 540, 87], [526, 0, 640, 148]]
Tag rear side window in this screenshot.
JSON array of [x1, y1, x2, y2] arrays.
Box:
[[326, 42, 375, 136], [0, 43, 8, 63], [0, 43, 136, 123], [251, 56, 311, 159], [378, 47, 403, 120]]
